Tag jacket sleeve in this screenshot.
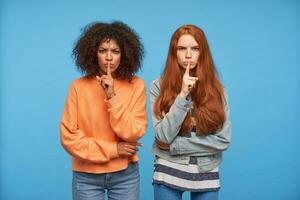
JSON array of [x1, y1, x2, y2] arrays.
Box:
[[170, 91, 232, 155], [150, 79, 192, 144], [60, 82, 119, 163], [106, 80, 147, 142]]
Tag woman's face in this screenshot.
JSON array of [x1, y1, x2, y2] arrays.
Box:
[[176, 34, 200, 70], [97, 39, 121, 75]]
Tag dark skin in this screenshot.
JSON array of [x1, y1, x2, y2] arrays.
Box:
[[117, 142, 143, 156], [96, 64, 143, 157], [96, 65, 115, 100]]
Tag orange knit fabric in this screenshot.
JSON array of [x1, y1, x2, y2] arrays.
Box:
[[60, 76, 147, 173]]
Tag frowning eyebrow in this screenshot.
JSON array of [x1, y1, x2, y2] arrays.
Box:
[[177, 45, 199, 48], [98, 47, 120, 50]]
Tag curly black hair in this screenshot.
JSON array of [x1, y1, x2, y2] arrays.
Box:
[[72, 21, 144, 80]]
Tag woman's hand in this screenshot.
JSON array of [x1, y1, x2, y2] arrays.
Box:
[[155, 138, 170, 150], [179, 62, 198, 98], [96, 66, 115, 99], [117, 142, 142, 156]]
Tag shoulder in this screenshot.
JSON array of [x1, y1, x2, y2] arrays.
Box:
[[149, 78, 161, 95], [222, 87, 230, 107], [125, 76, 146, 95], [149, 78, 160, 90], [69, 76, 94, 90], [130, 76, 146, 90], [131, 76, 145, 86], [222, 87, 228, 99]]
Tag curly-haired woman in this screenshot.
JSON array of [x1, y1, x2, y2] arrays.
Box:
[[60, 21, 147, 200], [150, 24, 232, 200]]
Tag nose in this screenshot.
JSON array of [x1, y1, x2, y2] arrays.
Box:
[[185, 48, 192, 59], [105, 51, 112, 61]]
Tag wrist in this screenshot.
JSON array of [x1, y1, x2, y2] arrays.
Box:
[[107, 92, 116, 100], [179, 91, 188, 98], [106, 87, 116, 99]]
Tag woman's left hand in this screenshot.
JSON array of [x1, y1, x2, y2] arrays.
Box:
[[96, 66, 115, 99]]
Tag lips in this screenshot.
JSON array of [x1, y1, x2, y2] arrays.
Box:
[[104, 63, 113, 67]]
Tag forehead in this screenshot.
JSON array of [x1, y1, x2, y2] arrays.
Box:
[[99, 38, 120, 48], [177, 34, 198, 46]]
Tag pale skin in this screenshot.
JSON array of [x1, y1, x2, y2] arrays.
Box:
[[95, 39, 142, 156], [177, 34, 200, 98], [179, 62, 198, 98], [156, 34, 200, 150]]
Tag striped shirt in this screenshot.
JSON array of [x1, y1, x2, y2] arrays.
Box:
[[153, 157, 220, 192]]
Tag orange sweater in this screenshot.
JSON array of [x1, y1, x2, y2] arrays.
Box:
[[60, 76, 147, 173]]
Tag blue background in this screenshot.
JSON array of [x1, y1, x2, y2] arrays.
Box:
[[1, 0, 299, 199]]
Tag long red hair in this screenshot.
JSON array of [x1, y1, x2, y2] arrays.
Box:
[[154, 25, 226, 135]]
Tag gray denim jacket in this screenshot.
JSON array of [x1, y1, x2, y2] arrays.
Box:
[[150, 78, 232, 172]]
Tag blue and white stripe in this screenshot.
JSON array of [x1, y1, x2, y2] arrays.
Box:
[[153, 157, 220, 192]]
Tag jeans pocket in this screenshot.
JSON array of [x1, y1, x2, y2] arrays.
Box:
[[72, 171, 98, 191]]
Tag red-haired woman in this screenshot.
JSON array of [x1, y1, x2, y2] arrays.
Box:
[[150, 24, 232, 200]]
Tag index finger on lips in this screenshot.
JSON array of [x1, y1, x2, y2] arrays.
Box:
[[185, 61, 190, 76], [107, 65, 112, 78]]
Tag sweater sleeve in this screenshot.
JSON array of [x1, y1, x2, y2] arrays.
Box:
[[106, 79, 147, 142], [150, 79, 192, 144], [170, 91, 232, 155], [60, 81, 119, 163]]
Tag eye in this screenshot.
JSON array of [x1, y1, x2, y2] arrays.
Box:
[[98, 49, 106, 53], [192, 47, 200, 51], [112, 49, 120, 54], [177, 47, 186, 51]]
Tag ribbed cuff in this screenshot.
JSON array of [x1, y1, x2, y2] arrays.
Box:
[[174, 95, 192, 112], [105, 94, 122, 111], [109, 142, 119, 158], [170, 137, 181, 155]]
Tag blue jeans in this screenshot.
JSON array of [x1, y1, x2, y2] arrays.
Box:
[[153, 184, 219, 200], [72, 163, 139, 200]]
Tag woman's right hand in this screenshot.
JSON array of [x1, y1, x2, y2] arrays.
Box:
[[117, 142, 142, 157], [96, 66, 115, 100], [179, 62, 198, 98]]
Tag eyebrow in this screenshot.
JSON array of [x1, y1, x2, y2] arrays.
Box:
[[98, 47, 120, 50], [177, 45, 199, 48]]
